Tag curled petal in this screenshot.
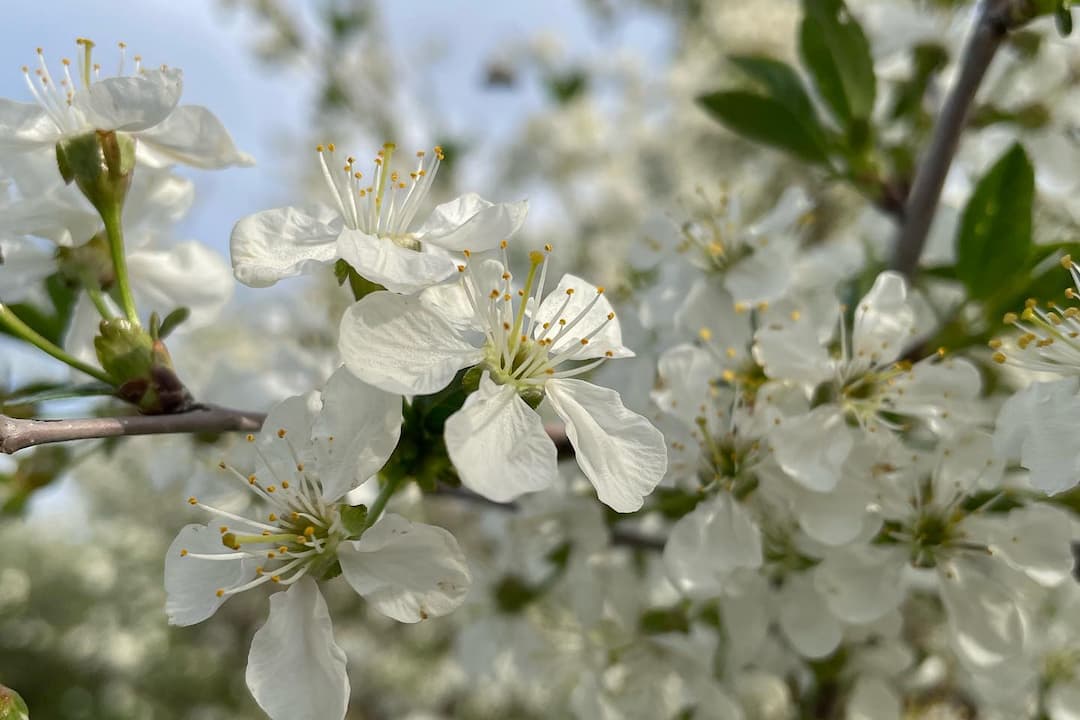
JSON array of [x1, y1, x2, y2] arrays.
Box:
[[417, 193, 528, 251], [230, 205, 342, 287], [336, 228, 458, 294]]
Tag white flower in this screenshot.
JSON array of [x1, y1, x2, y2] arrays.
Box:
[[339, 247, 668, 511], [230, 143, 527, 293], [164, 368, 470, 719], [0, 40, 252, 168], [995, 378, 1080, 494]]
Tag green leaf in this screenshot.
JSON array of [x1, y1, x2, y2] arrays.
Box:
[[697, 90, 830, 164], [3, 381, 114, 407], [955, 143, 1034, 300], [1056, 2, 1074, 36], [0, 274, 78, 347], [799, 0, 876, 127], [728, 55, 816, 118], [157, 307, 190, 339]]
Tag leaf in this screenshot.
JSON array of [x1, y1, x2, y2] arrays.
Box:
[[3, 381, 115, 408], [728, 55, 816, 118], [697, 90, 830, 164], [955, 143, 1034, 299], [799, 0, 876, 127], [0, 274, 78, 347], [158, 307, 190, 339]]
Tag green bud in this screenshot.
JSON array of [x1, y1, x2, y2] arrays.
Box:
[[0, 684, 29, 720], [55, 130, 137, 217], [94, 318, 193, 413]]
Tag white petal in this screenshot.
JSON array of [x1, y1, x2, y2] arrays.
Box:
[[312, 367, 402, 502], [794, 475, 869, 547], [136, 104, 254, 168], [938, 557, 1024, 669], [164, 523, 255, 626], [336, 228, 458, 294], [778, 573, 842, 659], [230, 205, 342, 287], [444, 373, 557, 503], [770, 407, 852, 492], [674, 279, 752, 364], [846, 676, 901, 720], [339, 291, 483, 395], [0, 238, 55, 302], [532, 274, 633, 360], [664, 494, 763, 600], [752, 313, 833, 385], [546, 378, 667, 512], [1048, 682, 1080, 720], [339, 514, 471, 623], [0, 98, 57, 147], [724, 245, 792, 305], [127, 240, 233, 328], [256, 394, 318, 482], [814, 546, 906, 623], [246, 579, 349, 720], [852, 271, 917, 365], [74, 68, 183, 132], [981, 504, 1075, 587], [651, 344, 718, 429], [417, 193, 528, 251]]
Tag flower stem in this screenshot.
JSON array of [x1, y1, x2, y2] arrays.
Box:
[[84, 283, 115, 320], [365, 473, 406, 529], [100, 204, 140, 325], [0, 304, 115, 384]]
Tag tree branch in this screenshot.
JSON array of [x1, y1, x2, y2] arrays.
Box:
[[892, 0, 1021, 277], [0, 405, 266, 455]]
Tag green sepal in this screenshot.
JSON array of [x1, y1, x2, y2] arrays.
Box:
[[55, 130, 136, 217], [341, 504, 369, 538], [334, 259, 385, 301]]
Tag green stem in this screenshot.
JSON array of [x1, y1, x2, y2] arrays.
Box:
[[100, 205, 139, 325], [0, 304, 115, 384], [84, 283, 115, 320], [365, 473, 406, 529]]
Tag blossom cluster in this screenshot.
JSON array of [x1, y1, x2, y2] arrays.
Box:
[[3, 4, 1080, 719]]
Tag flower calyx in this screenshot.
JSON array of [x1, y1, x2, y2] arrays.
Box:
[[94, 317, 193, 413]]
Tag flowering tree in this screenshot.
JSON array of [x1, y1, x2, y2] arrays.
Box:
[[3, 1, 1080, 718]]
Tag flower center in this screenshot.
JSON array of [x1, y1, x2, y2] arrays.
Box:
[[317, 142, 443, 244], [179, 430, 345, 598], [21, 40, 143, 135], [458, 244, 617, 393]]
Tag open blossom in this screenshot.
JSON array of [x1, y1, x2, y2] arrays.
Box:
[[230, 142, 527, 293], [339, 245, 668, 511], [164, 368, 471, 719], [0, 39, 251, 168]]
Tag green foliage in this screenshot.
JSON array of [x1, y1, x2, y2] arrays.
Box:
[[545, 69, 589, 104], [954, 143, 1034, 300], [799, 0, 876, 129], [697, 90, 830, 164], [727, 55, 817, 118], [639, 603, 691, 634], [0, 274, 78, 347]]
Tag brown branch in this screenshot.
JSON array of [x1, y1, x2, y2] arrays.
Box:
[[0, 405, 266, 455], [891, 0, 1032, 277]]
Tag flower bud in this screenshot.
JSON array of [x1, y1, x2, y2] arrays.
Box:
[[54, 129, 137, 217], [94, 318, 193, 413], [0, 684, 28, 720]]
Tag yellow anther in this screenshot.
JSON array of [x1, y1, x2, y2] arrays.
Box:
[[255, 567, 264, 576], [268, 513, 278, 522], [1003, 312, 1018, 324], [271, 575, 281, 583], [278, 546, 288, 553], [463, 249, 472, 258], [734, 302, 749, 313], [248, 475, 257, 485], [790, 310, 801, 321], [304, 526, 315, 537], [988, 339, 1003, 349], [180, 549, 189, 557], [1025, 298, 1038, 309], [217, 461, 226, 469], [222, 533, 238, 549], [216, 589, 225, 597], [721, 369, 736, 382], [281, 480, 290, 489], [327, 143, 336, 152], [277, 428, 287, 438], [457, 265, 466, 272], [698, 327, 712, 341], [188, 496, 198, 505], [1062, 254, 1073, 269], [266, 486, 276, 493], [580, 338, 590, 345], [246, 434, 255, 442], [219, 526, 228, 534], [501, 239, 509, 249], [596, 286, 605, 294], [566, 288, 575, 296], [528, 250, 544, 264], [544, 243, 553, 252], [725, 347, 737, 359]]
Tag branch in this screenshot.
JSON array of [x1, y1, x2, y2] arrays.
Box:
[[430, 483, 666, 552], [0, 405, 266, 455], [892, 0, 1021, 277]]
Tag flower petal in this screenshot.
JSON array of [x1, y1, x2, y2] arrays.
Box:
[[938, 557, 1024, 669], [127, 240, 233, 328], [852, 271, 917, 366], [0, 99, 57, 148], [312, 367, 402, 502], [230, 205, 342, 287], [532, 274, 633, 360], [770, 407, 852, 493], [417, 193, 528, 251], [246, 579, 349, 720], [74, 68, 183, 132], [444, 373, 557, 503], [339, 291, 483, 395], [546, 378, 667, 512], [339, 514, 471, 623], [136, 104, 254, 168], [164, 522, 255, 627], [336, 228, 458, 294], [664, 494, 763, 600]]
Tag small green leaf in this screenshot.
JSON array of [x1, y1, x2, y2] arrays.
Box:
[[1057, 3, 1074, 36], [955, 143, 1034, 299], [697, 90, 829, 164], [3, 381, 114, 407], [799, 0, 876, 127], [728, 55, 816, 118], [158, 307, 190, 339]]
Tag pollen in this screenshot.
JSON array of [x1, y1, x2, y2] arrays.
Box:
[[268, 513, 278, 522], [188, 496, 198, 505], [179, 549, 188, 557], [246, 434, 255, 442], [277, 428, 287, 438], [248, 475, 257, 485], [216, 589, 225, 597], [992, 352, 1007, 364]]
